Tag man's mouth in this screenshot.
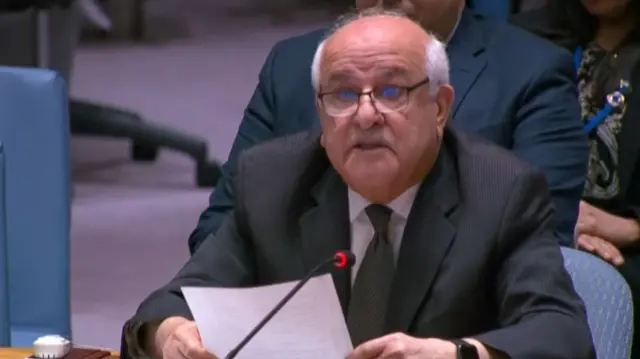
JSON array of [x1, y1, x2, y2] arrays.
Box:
[[354, 142, 387, 150]]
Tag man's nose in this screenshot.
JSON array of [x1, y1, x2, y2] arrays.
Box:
[[353, 96, 383, 129]]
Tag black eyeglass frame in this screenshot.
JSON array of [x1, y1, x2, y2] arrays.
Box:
[[317, 77, 431, 116]]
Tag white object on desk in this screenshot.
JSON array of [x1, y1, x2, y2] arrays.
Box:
[[32, 335, 71, 359], [182, 274, 353, 359]]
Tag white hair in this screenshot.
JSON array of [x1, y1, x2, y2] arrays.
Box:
[[310, 9, 450, 98], [311, 39, 449, 98]]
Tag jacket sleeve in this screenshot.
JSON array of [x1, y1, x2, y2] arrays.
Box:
[[123, 154, 257, 359], [510, 48, 588, 246], [473, 169, 595, 359]]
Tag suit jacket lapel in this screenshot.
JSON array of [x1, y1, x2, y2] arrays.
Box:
[[448, 10, 487, 118], [299, 167, 352, 315], [385, 147, 459, 333]]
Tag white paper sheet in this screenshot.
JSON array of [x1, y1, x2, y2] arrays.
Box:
[[181, 274, 353, 359]]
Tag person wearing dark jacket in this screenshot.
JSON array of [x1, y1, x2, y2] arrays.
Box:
[[188, 0, 588, 254], [513, 0, 640, 357]]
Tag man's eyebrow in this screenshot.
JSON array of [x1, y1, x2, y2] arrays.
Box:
[[377, 66, 412, 80], [324, 66, 412, 86], [326, 71, 354, 84]]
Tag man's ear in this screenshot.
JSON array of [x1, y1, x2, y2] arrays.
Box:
[[434, 84, 454, 131], [316, 97, 328, 148]]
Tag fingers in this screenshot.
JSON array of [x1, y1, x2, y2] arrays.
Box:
[[575, 214, 597, 237], [347, 334, 395, 359], [579, 201, 596, 216], [604, 242, 624, 266], [164, 322, 218, 359], [577, 201, 604, 238], [347, 333, 410, 359], [576, 234, 595, 251], [579, 201, 589, 213], [177, 336, 211, 359], [578, 235, 624, 266], [163, 342, 190, 359]]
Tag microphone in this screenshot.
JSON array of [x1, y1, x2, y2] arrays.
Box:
[[224, 250, 356, 359]]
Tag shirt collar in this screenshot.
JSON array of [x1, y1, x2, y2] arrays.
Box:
[[348, 184, 421, 222]]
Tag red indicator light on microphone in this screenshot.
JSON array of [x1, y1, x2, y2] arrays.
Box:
[[333, 251, 355, 269]]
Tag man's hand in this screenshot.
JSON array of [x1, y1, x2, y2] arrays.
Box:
[[576, 201, 640, 247], [576, 234, 625, 266], [154, 317, 218, 359], [347, 333, 456, 359]]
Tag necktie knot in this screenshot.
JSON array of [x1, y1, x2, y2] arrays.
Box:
[[365, 204, 392, 236]]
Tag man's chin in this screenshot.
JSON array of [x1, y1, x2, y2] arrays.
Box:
[[347, 177, 396, 202], [343, 165, 398, 190]]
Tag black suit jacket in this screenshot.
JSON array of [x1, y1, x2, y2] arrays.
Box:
[[128, 128, 595, 359], [189, 9, 589, 252], [511, 7, 640, 219]]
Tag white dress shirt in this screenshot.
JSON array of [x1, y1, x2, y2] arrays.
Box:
[[347, 185, 420, 282]]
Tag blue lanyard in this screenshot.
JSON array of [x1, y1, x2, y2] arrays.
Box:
[[574, 46, 631, 135]]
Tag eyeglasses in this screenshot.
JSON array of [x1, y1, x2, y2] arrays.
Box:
[[317, 77, 430, 117]]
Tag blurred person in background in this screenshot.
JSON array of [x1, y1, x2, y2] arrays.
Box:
[[187, 0, 588, 252], [257, 0, 350, 22], [513, 0, 640, 357]]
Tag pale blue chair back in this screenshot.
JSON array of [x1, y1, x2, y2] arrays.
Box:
[[561, 247, 633, 359], [0, 143, 10, 346], [0, 66, 71, 345]]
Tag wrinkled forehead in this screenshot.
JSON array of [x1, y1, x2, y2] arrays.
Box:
[[321, 18, 427, 85]]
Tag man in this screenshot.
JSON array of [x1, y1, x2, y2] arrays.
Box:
[[189, 0, 588, 253], [124, 11, 594, 359]]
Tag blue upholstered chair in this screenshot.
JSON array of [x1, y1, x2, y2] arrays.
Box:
[[0, 143, 10, 346], [561, 247, 633, 359], [0, 66, 71, 346]]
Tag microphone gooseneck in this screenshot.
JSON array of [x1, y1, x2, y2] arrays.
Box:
[[224, 250, 355, 359]]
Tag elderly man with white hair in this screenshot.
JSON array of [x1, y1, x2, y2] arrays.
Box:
[[188, 0, 587, 256], [122, 9, 594, 359]]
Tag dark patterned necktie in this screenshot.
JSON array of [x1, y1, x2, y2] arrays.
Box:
[[347, 204, 395, 346]]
